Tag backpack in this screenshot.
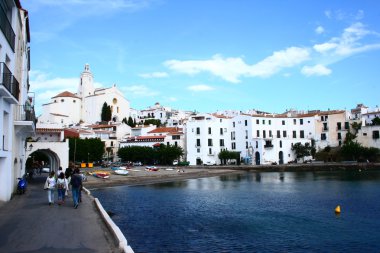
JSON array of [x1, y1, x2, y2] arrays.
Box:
[[57, 179, 65, 189]]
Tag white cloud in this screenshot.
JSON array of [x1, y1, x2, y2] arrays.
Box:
[[165, 47, 310, 82], [139, 72, 169, 78], [187, 84, 215, 91], [168, 97, 178, 102], [313, 42, 338, 53], [122, 85, 159, 97], [313, 22, 380, 57], [356, 10, 364, 20], [301, 64, 332, 76], [315, 26, 325, 34]]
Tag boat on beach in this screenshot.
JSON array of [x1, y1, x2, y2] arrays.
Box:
[[111, 166, 128, 171], [90, 171, 110, 179], [146, 166, 159, 171], [114, 170, 129, 176]]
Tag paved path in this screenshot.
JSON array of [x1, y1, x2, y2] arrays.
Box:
[[0, 174, 120, 253]]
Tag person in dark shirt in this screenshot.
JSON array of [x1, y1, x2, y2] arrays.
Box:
[[70, 168, 82, 209]]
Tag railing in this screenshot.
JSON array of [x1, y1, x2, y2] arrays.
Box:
[[14, 105, 36, 124], [0, 62, 19, 100], [264, 144, 274, 148], [0, 5, 15, 51]]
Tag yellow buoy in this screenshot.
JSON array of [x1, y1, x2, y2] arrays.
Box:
[[335, 205, 341, 214]]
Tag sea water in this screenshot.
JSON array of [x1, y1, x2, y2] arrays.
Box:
[[92, 170, 380, 253]]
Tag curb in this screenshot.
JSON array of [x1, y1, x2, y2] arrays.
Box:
[[84, 187, 134, 253]]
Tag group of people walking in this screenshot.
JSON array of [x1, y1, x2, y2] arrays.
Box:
[[44, 167, 83, 209]]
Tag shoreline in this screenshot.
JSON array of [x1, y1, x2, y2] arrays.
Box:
[[83, 163, 380, 189]]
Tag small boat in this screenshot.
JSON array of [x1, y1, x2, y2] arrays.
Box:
[[90, 171, 110, 179], [111, 166, 127, 171], [146, 166, 159, 171], [114, 169, 129, 176]]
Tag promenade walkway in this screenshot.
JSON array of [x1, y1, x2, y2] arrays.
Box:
[[0, 174, 120, 253]]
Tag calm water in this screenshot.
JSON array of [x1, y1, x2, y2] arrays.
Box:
[[92, 170, 380, 253]]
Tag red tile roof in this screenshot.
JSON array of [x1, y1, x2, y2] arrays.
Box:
[[52, 91, 80, 99], [148, 127, 183, 134]]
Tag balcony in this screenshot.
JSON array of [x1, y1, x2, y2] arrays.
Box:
[[0, 63, 19, 103], [14, 105, 36, 137], [264, 144, 274, 148], [0, 6, 15, 51]]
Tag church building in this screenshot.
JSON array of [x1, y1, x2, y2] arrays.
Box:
[[38, 64, 130, 127]]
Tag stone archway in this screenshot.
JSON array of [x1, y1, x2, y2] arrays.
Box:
[[25, 140, 69, 174]]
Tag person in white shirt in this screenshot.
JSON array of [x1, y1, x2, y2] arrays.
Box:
[[45, 171, 56, 205]]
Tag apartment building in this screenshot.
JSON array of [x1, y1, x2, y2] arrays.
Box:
[[0, 0, 34, 201]]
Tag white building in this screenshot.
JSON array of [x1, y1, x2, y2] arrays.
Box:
[[38, 64, 130, 127], [0, 0, 35, 201]]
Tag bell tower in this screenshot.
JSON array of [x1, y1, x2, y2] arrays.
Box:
[[77, 64, 95, 98]]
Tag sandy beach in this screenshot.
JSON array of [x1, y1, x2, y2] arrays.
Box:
[[83, 166, 243, 189]]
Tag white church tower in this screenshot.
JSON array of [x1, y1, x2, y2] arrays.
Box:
[[77, 64, 95, 99]]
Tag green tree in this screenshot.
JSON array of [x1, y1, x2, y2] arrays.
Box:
[[372, 117, 380, 126], [101, 102, 112, 122], [68, 138, 105, 163], [291, 142, 311, 161], [127, 116, 135, 127], [341, 141, 362, 161], [218, 150, 240, 165], [144, 119, 161, 127]]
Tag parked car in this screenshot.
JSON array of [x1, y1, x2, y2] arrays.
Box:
[[203, 161, 216, 166]]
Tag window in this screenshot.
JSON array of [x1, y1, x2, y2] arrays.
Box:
[[245, 130, 248, 139], [373, 131, 380, 139], [337, 122, 342, 130], [220, 139, 225, 147], [61, 99, 64, 102], [337, 133, 342, 140], [300, 130, 304, 138], [283, 131, 287, 138], [257, 130, 260, 137], [269, 120, 271, 125], [209, 148, 212, 154], [321, 133, 327, 140], [323, 122, 328, 131], [232, 142, 236, 150], [246, 141, 249, 149], [111, 141, 113, 147], [197, 148, 200, 153], [208, 139, 213, 146], [363, 133, 367, 136], [208, 127, 211, 134], [73, 100, 76, 103], [293, 131, 296, 138], [263, 130, 266, 138], [220, 128, 223, 135], [196, 139, 201, 147], [174, 141, 178, 147], [196, 127, 200, 134], [262, 120, 265, 124], [344, 122, 350, 130], [293, 119, 296, 125], [277, 130, 281, 138], [233, 122, 235, 127], [255, 141, 258, 148], [231, 131, 235, 140], [269, 130, 272, 137], [279, 140, 282, 148], [256, 119, 259, 124], [172, 135, 180, 140], [245, 120, 248, 126], [282, 120, 285, 125], [300, 119, 303, 125]]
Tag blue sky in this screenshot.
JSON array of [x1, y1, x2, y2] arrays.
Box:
[[22, 0, 380, 116]]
